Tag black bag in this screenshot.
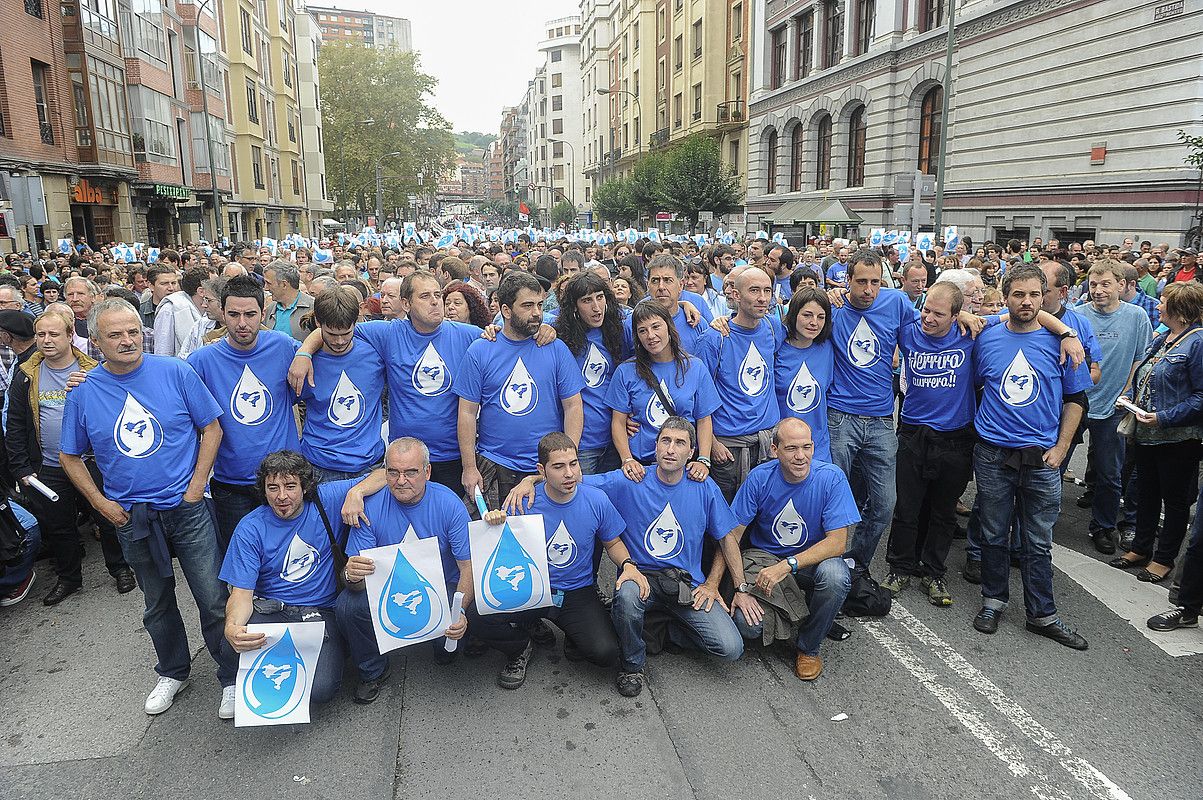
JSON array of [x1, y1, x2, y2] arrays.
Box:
[[0, 494, 30, 580], [842, 571, 892, 617], [315, 500, 349, 591], [644, 568, 694, 606]]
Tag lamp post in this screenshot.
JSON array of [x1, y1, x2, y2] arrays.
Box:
[[375, 150, 401, 228], [595, 88, 640, 181], [194, 0, 222, 241], [546, 137, 575, 220], [932, 0, 957, 234]]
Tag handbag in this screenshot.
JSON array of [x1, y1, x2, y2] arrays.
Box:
[[315, 499, 349, 591]]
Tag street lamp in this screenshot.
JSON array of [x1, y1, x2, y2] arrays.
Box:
[[595, 88, 641, 178], [375, 151, 401, 227], [547, 138, 575, 220]]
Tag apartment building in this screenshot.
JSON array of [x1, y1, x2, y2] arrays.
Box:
[[295, 8, 333, 234], [305, 5, 411, 52], [525, 16, 588, 221]]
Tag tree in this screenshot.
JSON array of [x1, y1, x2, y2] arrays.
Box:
[[592, 177, 638, 227], [627, 151, 667, 223], [318, 43, 456, 222], [550, 201, 576, 229], [657, 134, 744, 232]]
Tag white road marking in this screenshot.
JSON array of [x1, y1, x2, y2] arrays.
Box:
[[1052, 542, 1203, 658]]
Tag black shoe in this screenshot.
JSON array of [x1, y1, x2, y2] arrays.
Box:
[[1147, 607, 1200, 632], [432, 644, 457, 665], [43, 581, 80, 606], [563, 637, 584, 662], [1025, 619, 1088, 650], [973, 607, 1001, 634], [527, 619, 555, 647], [464, 636, 488, 658], [616, 670, 644, 697], [114, 568, 137, 594], [1117, 526, 1135, 551], [1090, 528, 1117, 555], [1076, 490, 1094, 509], [353, 664, 393, 704], [497, 642, 533, 690], [962, 558, 981, 585]]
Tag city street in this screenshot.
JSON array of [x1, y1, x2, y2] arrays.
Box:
[[2, 459, 1200, 800]]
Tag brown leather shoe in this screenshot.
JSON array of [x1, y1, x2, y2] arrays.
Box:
[[794, 653, 823, 681]]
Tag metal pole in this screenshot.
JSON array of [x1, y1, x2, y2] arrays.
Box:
[[195, 0, 222, 241], [375, 160, 383, 227], [932, 0, 957, 235]]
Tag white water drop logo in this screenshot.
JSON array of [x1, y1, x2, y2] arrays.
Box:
[[999, 349, 1040, 407], [412, 342, 451, 396], [772, 499, 809, 547], [329, 370, 366, 427], [279, 532, 320, 583], [230, 364, 272, 425], [644, 502, 684, 560], [644, 379, 671, 429], [582, 343, 608, 388], [546, 521, 579, 568], [113, 392, 164, 459], [738, 342, 769, 396], [500, 357, 539, 416], [847, 317, 880, 368], [787, 362, 821, 413]]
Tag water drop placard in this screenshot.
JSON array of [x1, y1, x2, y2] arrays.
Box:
[[361, 537, 451, 653], [235, 621, 325, 727], [469, 515, 552, 615]]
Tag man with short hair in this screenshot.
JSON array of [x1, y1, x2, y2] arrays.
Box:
[[1122, 262, 1159, 327], [140, 265, 179, 328], [378, 276, 404, 320], [642, 254, 713, 352], [766, 245, 796, 303], [901, 263, 928, 308], [264, 260, 315, 341], [152, 267, 206, 356], [60, 298, 236, 717], [824, 248, 852, 289]]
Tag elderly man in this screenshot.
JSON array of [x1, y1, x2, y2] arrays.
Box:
[[264, 261, 315, 341]]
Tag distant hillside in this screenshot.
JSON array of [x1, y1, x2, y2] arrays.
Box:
[[457, 131, 496, 149]]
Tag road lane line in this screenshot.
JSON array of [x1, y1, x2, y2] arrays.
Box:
[[889, 602, 1133, 800]]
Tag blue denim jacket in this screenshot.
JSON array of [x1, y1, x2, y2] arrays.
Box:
[[1133, 328, 1203, 428]]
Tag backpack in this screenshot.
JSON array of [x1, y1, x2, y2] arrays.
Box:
[[841, 570, 892, 617], [0, 494, 30, 580]]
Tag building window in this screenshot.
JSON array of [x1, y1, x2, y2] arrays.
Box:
[[918, 85, 942, 174], [86, 55, 132, 158], [550, 49, 562, 62], [922, 0, 946, 32], [847, 106, 866, 186], [240, 8, 253, 53], [796, 11, 814, 80], [790, 125, 804, 191], [292, 159, 300, 194], [815, 115, 832, 189], [692, 83, 702, 120], [552, 95, 562, 111], [552, 141, 563, 158], [283, 53, 293, 87], [856, 0, 875, 54], [674, 35, 683, 71], [552, 118, 563, 134], [824, 0, 845, 68], [657, 7, 666, 40], [551, 72, 562, 88], [0, 58, 9, 138], [130, 86, 177, 163], [674, 92, 682, 129], [31, 61, 53, 144], [246, 79, 258, 123], [692, 19, 702, 58], [766, 130, 779, 193], [633, 21, 639, 50], [287, 109, 296, 143], [730, 139, 739, 173], [731, 3, 743, 39], [252, 145, 264, 188], [770, 26, 787, 89], [25, 0, 44, 19]]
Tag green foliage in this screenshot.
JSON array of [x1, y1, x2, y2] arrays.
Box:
[[550, 201, 576, 229], [656, 134, 743, 231], [591, 177, 638, 227], [457, 131, 497, 149], [627, 151, 666, 221], [318, 43, 456, 219], [1180, 129, 1203, 170]]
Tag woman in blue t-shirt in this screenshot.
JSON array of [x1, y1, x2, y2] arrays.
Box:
[[605, 302, 719, 481], [773, 288, 835, 462]]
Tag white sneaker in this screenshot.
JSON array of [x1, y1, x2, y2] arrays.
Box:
[[218, 685, 236, 720], [144, 676, 188, 715]]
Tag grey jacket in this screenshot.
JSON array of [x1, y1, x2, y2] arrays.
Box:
[[264, 291, 315, 342]]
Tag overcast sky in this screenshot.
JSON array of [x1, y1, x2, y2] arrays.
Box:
[[327, 0, 582, 135]]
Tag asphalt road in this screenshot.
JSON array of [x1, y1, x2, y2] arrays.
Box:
[[2, 454, 1201, 800]]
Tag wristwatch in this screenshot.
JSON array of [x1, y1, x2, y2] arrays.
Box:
[[1058, 329, 1078, 340], [786, 556, 799, 574], [736, 582, 751, 593]]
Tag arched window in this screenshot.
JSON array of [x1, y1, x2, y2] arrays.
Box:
[[815, 114, 832, 190], [790, 125, 804, 192], [918, 85, 943, 175], [847, 105, 866, 187], [766, 130, 779, 193]]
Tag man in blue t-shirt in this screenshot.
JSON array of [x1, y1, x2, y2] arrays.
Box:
[[641, 254, 712, 353], [724, 418, 858, 681], [333, 438, 472, 703], [456, 272, 584, 510], [220, 451, 347, 709], [187, 275, 299, 551], [474, 433, 649, 690], [60, 297, 236, 719], [970, 264, 1091, 651]]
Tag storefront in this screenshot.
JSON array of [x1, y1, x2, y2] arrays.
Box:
[[131, 183, 193, 247], [70, 177, 122, 245]]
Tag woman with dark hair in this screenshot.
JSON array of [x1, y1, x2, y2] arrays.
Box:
[[612, 275, 644, 309], [616, 255, 647, 292], [443, 280, 491, 328], [605, 302, 719, 481], [774, 288, 835, 461], [556, 272, 630, 474], [683, 259, 727, 319]]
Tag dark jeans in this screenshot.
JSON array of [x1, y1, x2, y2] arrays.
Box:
[[210, 480, 261, 556], [223, 605, 345, 704], [335, 582, 457, 681], [467, 584, 620, 666], [1083, 411, 1127, 534], [577, 445, 620, 476], [973, 442, 1060, 624], [477, 455, 534, 517], [1176, 481, 1203, 614], [1131, 439, 1202, 569], [0, 517, 39, 595], [313, 459, 381, 485], [886, 423, 974, 579], [29, 463, 126, 587], [428, 458, 464, 495], [610, 579, 743, 673], [116, 498, 237, 687], [733, 555, 851, 656]]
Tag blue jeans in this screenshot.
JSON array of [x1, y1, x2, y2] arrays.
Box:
[[973, 443, 1060, 624], [610, 579, 743, 673], [1083, 410, 1126, 534], [733, 555, 850, 656], [828, 409, 898, 570], [210, 481, 261, 556], [0, 515, 40, 595], [336, 582, 457, 680], [965, 491, 1020, 562], [227, 606, 345, 704], [577, 445, 620, 475], [116, 498, 237, 687]]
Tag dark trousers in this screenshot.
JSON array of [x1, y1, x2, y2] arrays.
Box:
[[428, 458, 464, 495], [222, 605, 345, 704], [1131, 440, 1202, 569], [477, 455, 534, 517], [886, 423, 974, 579], [1176, 481, 1203, 615], [31, 463, 126, 587], [210, 480, 261, 556], [467, 585, 620, 667]]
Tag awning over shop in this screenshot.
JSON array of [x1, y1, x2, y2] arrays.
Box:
[[762, 198, 864, 226]]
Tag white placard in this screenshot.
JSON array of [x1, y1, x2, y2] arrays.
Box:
[[469, 515, 552, 615], [362, 535, 451, 654], [235, 621, 324, 727]]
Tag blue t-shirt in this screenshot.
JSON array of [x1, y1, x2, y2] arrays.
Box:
[[694, 316, 785, 436], [574, 327, 623, 451], [298, 338, 386, 472], [774, 276, 793, 304], [454, 332, 584, 473], [628, 298, 710, 354], [899, 321, 982, 432], [774, 339, 834, 462], [1077, 302, 1152, 420], [326, 479, 471, 585], [825, 263, 849, 285], [60, 355, 222, 509], [357, 319, 480, 462], [828, 288, 920, 417], [605, 356, 721, 461], [518, 483, 624, 591], [1058, 306, 1102, 392], [186, 332, 299, 485], [730, 460, 861, 558], [218, 482, 345, 608], [586, 469, 736, 585], [680, 290, 715, 325], [973, 324, 1095, 449]]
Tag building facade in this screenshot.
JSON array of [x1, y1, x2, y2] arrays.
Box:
[[524, 16, 588, 222], [295, 9, 333, 234], [746, 0, 1203, 244], [305, 5, 411, 52], [499, 103, 529, 204]]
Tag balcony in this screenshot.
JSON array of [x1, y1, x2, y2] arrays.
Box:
[[608, 148, 622, 163], [716, 101, 745, 126], [649, 128, 669, 148]]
